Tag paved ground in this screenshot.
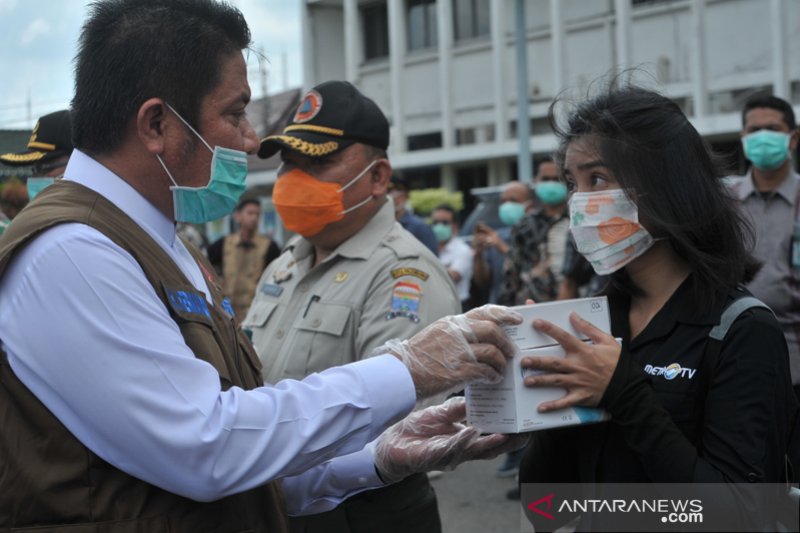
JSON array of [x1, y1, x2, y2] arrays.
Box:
[[433, 455, 532, 533]]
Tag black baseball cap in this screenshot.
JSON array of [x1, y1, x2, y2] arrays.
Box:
[[0, 110, 73, 167], [258, 81, 390, 159]]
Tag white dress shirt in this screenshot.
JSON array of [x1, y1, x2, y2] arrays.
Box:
[[0, 150, 416, 515], [439, 236, 474, 302]]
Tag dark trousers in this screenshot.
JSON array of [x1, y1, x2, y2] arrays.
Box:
[[288, 473, 441, 533]]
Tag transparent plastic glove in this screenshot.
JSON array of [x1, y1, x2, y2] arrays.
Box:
[[379, 304, 522, 399], [373, 397, 530, 484]]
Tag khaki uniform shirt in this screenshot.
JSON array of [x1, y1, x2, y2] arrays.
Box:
[[244, 201, 461, 383]]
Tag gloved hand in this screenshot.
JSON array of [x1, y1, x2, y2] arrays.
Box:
[[379, 304, 522, 399], [372, 397, 530, 484]]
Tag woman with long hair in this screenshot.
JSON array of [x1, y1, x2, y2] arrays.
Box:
[[518, 85, 797, 531]]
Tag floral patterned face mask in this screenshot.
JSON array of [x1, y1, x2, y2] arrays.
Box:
[[568, 189, 655, 275]]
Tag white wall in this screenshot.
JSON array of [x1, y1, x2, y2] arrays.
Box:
[[308, 4, 347, 84]]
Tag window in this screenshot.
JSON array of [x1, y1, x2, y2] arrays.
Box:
[[401, 167, 441, 193], [453, 0, 490, 42], [632, 0, 679, 6], [407, 131, 442, 151], [407, 0, 437, 51], [362, 3, 389, 60], [456, 127, 476, 145]]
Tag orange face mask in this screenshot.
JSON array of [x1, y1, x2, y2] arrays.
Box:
[[272, 161, 376, 237]]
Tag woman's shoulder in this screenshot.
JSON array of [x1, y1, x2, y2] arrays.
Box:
[[718, 287, 779, 327]]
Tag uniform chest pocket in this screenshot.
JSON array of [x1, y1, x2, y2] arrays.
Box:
[[294, 302, 353, 376], [296, 302, 351, 336], [242, 300, 279, 329]]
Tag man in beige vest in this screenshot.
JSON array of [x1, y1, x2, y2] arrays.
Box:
[[208, 198, 280, 319], [0, 1, 525, 531], [249, 80, 462, 533]]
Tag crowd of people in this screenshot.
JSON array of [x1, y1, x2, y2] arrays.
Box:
[[0, 0, 797, 532]]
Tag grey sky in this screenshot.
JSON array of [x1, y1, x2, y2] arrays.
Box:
[[0, 0, 303, 130]]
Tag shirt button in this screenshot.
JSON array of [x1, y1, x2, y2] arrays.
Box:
[[312, 318, 321, 328], [276, 329, 284, 339], [298, 284, 308, 293], [358, 476, 368, 484], [746, 472, 759, 482]]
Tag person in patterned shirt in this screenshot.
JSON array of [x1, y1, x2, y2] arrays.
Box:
[[498, 158, 569, 306]]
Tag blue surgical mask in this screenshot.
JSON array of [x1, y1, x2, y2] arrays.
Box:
[[499, 201, 526, 226], [156, 102, 248, 223], [26, 177, 56, 200], [535, 181, 568, 206], [431, 222, 453, 243], [742, 130, 791, 170]]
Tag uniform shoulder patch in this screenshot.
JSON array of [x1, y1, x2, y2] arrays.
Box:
[[390, 267, 429, 281], [386, 281, 422, 323]]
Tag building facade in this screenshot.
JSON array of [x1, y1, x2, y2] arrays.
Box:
[[301, 0, 800, 211]]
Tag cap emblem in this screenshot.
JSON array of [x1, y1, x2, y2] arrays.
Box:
[[294, 89, 323, 123]]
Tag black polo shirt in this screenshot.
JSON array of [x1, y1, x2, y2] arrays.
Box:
[[520, 276, 796, 530]]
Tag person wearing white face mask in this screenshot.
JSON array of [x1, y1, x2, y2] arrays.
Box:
[[515, 86, 797, 532], [727, 93, 800, 406]]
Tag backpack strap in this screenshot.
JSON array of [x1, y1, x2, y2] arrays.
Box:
[[696, 296, 773, 451], [708, 296, 773, 341]]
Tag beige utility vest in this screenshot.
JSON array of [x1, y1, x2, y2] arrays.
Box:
[[0, 181, 287, 532], [222, 232, 271, 319]]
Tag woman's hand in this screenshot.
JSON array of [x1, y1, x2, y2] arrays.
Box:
[[521, 312, 621, 411]]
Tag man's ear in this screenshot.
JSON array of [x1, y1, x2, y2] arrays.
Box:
[[790, 128, 799, 151], [137, 98, 169, 155], [370, 158, 392, 196]]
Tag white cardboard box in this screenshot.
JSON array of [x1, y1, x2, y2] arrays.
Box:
[[466, 297, 612, 433]]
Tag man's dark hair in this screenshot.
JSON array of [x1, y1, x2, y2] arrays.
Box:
[[741, 92, 797, 130], [535, 156, 555, 170], [71, 0, 251, 155], [433, 203, 459, 224], [550, 85, 760, 306], [235, 198, 260, 212]]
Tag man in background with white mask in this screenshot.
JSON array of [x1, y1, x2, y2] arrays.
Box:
[[729, 93, 800, 404], [248, 80, 462, 533]]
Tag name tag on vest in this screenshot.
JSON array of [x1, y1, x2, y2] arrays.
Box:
[[162, 283, 214, 326]]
